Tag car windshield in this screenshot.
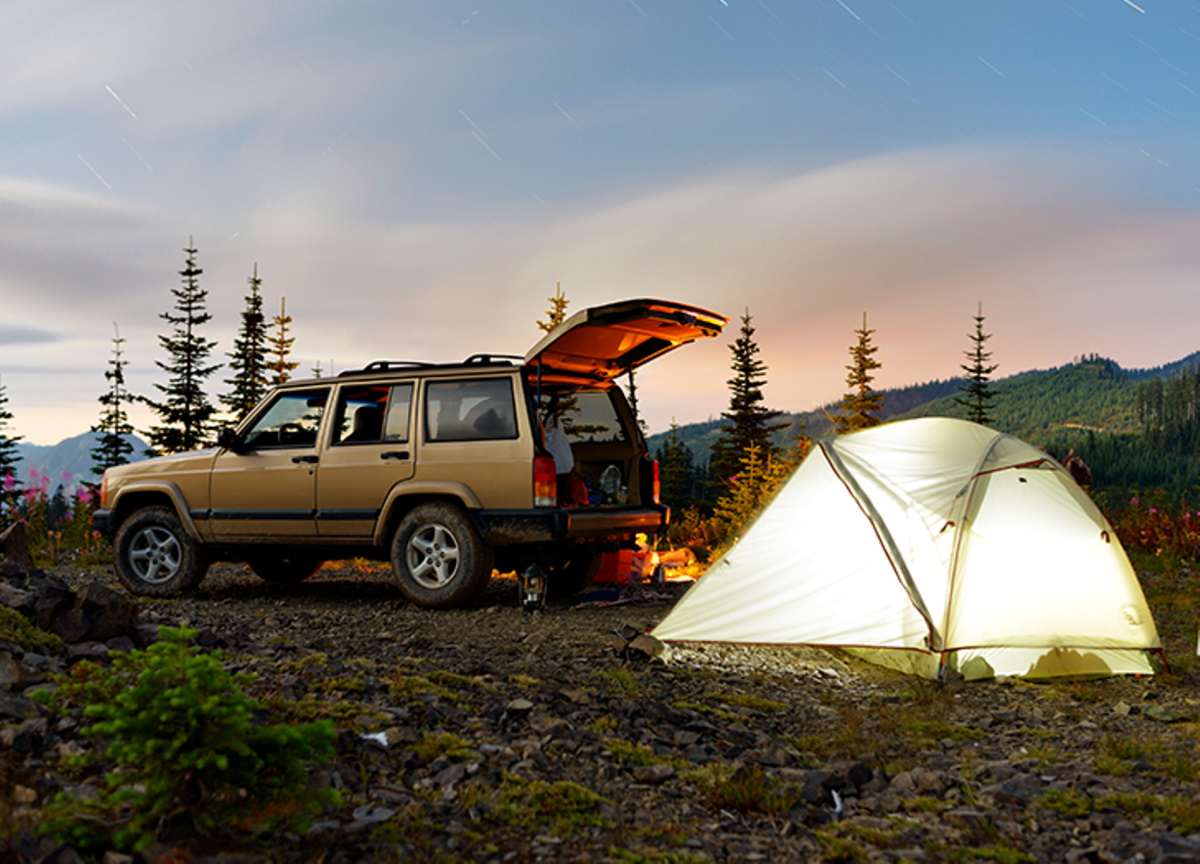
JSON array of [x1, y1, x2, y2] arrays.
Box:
[[241, 389, 328, 449]]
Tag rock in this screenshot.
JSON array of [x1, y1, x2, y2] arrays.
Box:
[[627, 632, 664, 659], [76, 583, 138, 641], [985, 773, 1047, 806], [39, 844, 89, 864], [1143, 703, 1197, 723], [0, 651, 44, 689], [48, 606, 88, 643], [632, 763, 675, 784], [890, 767, 949, 796], [0, 521, 34, 569], [0, 581, 31, 611], [31, 575, 76, 631], [65, 641, 109, 660], [0, 717, 48, 753], [0, 692, 42, 720], [105, 635, 136, 654], [943, 808, 991, 831], [351, 804, 396, 823]]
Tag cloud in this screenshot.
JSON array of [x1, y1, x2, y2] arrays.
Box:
[[0, 325, 56, 346], [6, 142, 1200, 444], [0, 178, 180, 323], [388, 145, 1200, 429]]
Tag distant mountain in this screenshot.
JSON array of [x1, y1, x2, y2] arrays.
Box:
[[13, 432, 148, 489], [647, 351, 1200, 466]]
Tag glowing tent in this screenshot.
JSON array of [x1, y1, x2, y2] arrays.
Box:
[[654, 418, 1161, 680]]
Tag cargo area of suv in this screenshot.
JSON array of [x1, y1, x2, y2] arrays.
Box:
[[94, 299, 728, 608]]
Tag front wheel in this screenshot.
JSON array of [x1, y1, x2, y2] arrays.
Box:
[[113, 506, 208, 597], [247, 554, 323, 584], [391, 503, 494, 608]]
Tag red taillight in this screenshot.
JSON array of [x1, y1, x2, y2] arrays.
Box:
[[651, 459, 661, 505], [100, 474, 108, 508], [534, 456, 557, 507]]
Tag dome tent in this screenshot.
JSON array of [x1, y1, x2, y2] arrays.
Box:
[[654, 418, 1161, 681]]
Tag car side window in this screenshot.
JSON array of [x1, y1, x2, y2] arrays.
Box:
[[334, 385, 387, 445], [332, 383, 412, 445], [426, 378, 517, 442], [384, 384, 412, 442], [241, 389, 328, 449]]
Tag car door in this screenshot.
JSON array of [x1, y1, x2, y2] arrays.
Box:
[[207, 387, 330, 540], [316, 381, 416, 538]]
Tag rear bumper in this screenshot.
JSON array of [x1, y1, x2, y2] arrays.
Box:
[[474, 505, 668, 545]]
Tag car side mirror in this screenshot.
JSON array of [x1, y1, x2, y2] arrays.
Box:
[[217, 427, 243, 452]]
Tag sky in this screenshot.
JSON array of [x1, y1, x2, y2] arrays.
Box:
[[4, 1, 1200, 445]]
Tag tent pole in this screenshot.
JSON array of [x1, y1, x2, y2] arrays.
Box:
[[1157, 647, 1171, 675]]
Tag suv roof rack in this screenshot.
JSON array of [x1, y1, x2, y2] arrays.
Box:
[[338, 360, 435, 377], [463, 353, 523, 365]]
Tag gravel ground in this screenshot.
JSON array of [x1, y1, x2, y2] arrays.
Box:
[[7, 561, 1200, 864]]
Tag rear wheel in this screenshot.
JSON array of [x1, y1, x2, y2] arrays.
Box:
[[247, 554, 323, 584], [113, 506, 208, 597], [391, 503, 494, 608]]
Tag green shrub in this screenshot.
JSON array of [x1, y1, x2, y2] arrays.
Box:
[[0, 606, 63, 653], [37, 623, 339, 853], [704, 764, 797, 816]]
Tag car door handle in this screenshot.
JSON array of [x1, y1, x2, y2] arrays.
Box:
[[381, 451, 410, 461], [292, 455, 320, 465]]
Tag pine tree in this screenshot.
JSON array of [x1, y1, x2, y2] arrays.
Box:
[[0, 375, 22, 513], [954, 302, 999, 426], [145, 239, 221, 454], [91, 323, 135, 478], [267, 297, 300, 386], [534, 283, 589, 432], [222, 263, 270, 421], [537, 282, 570, 333], [709, 310, 786, 484], [656, 421, 694, 508], [709, 443, 792, 554], [833, 312, 884, 433]]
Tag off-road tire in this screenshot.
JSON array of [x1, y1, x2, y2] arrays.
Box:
[[546, 551, 605, 600], [391, 502, 494, 608], [247, 554, 324, 584], [113, 506, 208, 597]]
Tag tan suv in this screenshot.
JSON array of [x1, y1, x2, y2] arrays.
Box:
[[94, 299, 727, 608]]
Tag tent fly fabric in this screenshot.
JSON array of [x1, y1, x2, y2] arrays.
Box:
[[653, 418, 1161, 681]]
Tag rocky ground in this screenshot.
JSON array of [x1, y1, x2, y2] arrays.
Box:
[[6, 560, 1200, 863]]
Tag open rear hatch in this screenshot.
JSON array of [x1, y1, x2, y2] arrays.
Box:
[[524, 298, 728, 386]]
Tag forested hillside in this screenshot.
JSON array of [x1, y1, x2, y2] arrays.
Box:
[[899, 356, 1141, 440], [647, 352, 1200, 504]]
